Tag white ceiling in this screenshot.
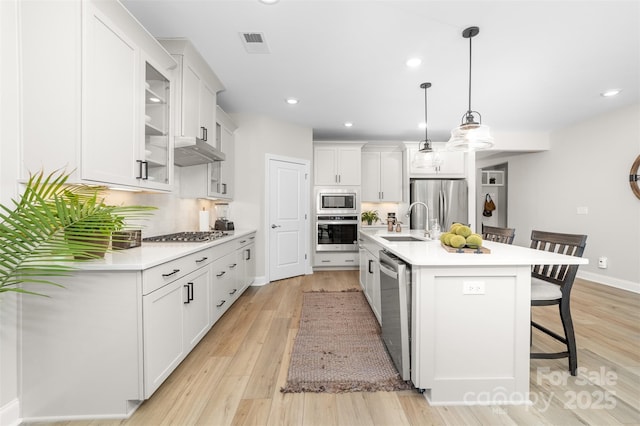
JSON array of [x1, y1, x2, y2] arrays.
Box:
[[122, 0, 640, 143]]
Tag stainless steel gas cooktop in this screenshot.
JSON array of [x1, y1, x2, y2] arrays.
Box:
[[142, 231, 230, 243]]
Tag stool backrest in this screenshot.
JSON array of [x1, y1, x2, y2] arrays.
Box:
[[530, 230, 587, 288], [482, 224, 515, 244]]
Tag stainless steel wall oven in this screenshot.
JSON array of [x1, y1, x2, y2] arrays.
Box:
[[316, 215, 359, 252]]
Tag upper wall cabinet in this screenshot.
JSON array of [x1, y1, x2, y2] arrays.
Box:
[[158, 39, 224, 148], [405, 142, 466, 178], [314, 143, 364, 186], [180, 106, 237, 200], [19, 0, 176, 190], [361, 150, 403, 202]]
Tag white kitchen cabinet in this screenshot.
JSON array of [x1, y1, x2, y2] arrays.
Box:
[[405, 142, 466, 178], [236, 233, 256, 292], [20, 0, 175, 190], [19, 231, 257, 420], [159, 38, 224, 147], [208, 107, 237, 199], [211, 251, 238, 324], [361, 150, 403, 202], [360, 243, 381, 323], [314, 143, 364, 186]]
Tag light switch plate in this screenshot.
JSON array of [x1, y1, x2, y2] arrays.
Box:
[[463, 281, 485, 295]]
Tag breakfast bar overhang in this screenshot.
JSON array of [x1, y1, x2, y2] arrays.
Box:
[[360, 230, 589, 405]]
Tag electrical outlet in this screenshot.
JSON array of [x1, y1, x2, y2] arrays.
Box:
[[576, 206, 589, 215], [463, 281, 485, 295], [598, 257, 608, 269]]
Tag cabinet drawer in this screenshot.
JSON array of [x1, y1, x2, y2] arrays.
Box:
[[143, 249, 213, 295], [234, 233, 256, 249], [314, 251, 359, 266]]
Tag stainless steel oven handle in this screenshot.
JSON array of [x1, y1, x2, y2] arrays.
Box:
[[316, 221, 359, 225]]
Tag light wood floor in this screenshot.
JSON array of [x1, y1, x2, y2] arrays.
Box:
[[43, 272, 639, 425]]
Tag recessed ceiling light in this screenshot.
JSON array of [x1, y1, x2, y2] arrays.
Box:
[[344, 122, 353, 127], [259, 0, 279, 4], [601, 89, 621, 97], [285, 98, 299, 105], [149, 97, 160, 103], [406, 57, 422, 68]]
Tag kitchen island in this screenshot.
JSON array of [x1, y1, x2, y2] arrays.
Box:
[[360, 228, 588, 405]]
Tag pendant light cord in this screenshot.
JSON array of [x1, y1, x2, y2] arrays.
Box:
[[468, 35, 473, 114], [424, 84, 429, 141]]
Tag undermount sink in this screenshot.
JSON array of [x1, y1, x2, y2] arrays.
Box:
[[381, 235, 427, 242]]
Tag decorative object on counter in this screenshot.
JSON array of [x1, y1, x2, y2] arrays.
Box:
[[447, 26, 494, 151], [361, 210, 380, 225], [439, 222, 489, 253], [112, 229, 142, 249], [630, 154, 640, 200], [281, 290, 411, 393], [482, 193, 496, 217], [395, 221, 402, 232], [0, 170, 155, 296], [198, 208, 210, 232]]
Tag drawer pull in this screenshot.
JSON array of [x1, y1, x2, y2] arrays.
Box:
[[162, 269, 180, 277], [216, 271, 226, 277], [229, 288, 237, 295], [216, 300, 226, 308], [345, 259, 355, 263], [239, 240, 247, 244], [195, 257, 208, 263], [321, 260, 331, 263], [229, 263, 237, 269]]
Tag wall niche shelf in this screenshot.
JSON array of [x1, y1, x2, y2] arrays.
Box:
[[481, 170, 504, 186]]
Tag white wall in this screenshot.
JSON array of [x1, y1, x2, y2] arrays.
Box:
[[227, 113, 313, 282], [490, 103, 640, 292], [1, 0, 22, 424]]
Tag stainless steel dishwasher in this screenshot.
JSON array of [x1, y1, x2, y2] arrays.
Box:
[[379, 250, 411, 381]]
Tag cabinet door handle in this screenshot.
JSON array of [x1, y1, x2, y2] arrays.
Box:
[[188, 282, 194, 301], [216, 300, 226, 308], [136, 160, 144, 179], [195, 256, 208, 263], [201, 126, 207, 141], [368, 260, 373, 274], [221, 183, 227, 194], [380, 191, 383, 199], [162, 269, 180, 277], [143, 161, 149, 180], [216, 271, 226, 277], [245, 248, 251, 261], [229, 288, 237, 295], [183, 284, 190, 304]]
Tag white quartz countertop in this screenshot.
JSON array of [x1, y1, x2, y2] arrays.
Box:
[[72, 229, 257, 271], [360, 229, 589, 267]]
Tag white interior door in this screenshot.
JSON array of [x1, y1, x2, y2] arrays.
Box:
[[268, 157, 308, 281]]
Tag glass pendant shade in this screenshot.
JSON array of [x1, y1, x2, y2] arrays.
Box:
[[448, 118, 494, 151]]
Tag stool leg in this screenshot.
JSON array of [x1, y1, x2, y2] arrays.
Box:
[[559, 298, 577, 375]]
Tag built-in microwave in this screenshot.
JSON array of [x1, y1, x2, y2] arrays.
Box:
[[316, 188, 359, 215]]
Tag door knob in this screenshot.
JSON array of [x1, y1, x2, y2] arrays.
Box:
[[271, 224, 281, 229]]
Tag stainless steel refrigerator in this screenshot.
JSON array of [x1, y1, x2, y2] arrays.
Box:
[[409, 179, 468, 230]]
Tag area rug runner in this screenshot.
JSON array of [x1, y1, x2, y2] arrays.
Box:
[[281, 290, 411, 393]]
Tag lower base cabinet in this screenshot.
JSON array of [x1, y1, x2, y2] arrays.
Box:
[[143, 265, 211, 398], [19, 231, 256, 421]]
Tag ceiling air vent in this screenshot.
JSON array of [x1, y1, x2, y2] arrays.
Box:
[[240, 32, 270, 54]]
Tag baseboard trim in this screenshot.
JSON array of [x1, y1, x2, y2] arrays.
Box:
[[0, 398, 21, 426], [250, 276, 269, 286], [578, 271, 639, 294]]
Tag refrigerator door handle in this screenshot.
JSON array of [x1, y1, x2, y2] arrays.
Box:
[[439, 189, 446, 228]]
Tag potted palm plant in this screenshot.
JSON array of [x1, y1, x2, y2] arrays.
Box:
[[361, 210, 380, 225], [0, 170, 155, 296]]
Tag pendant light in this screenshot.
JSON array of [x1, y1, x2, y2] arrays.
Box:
[[447, 26, 494, 151], [412, 82, 442, 169]]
